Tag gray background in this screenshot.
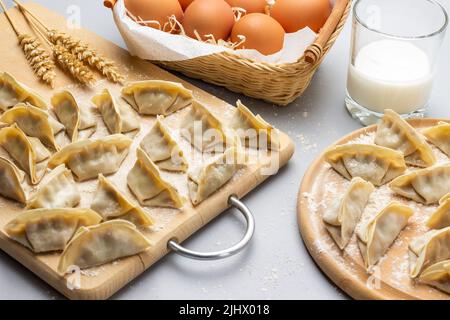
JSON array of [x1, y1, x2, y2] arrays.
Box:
[[0, 0, 448, 300]]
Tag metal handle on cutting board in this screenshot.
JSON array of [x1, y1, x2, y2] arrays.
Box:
[[167, 195, 255, 260]]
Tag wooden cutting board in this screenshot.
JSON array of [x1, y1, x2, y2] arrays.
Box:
[[297, 119, 450, 300], [0, 3, 295, 300]]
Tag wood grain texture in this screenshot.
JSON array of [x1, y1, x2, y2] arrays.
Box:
[[0, 3, 295, 300], [297, 119, 450, 300]]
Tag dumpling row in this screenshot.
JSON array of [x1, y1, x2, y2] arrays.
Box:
[[325, 109, 449, 191], [133, 98, 277, 205], [324, 110, 450, 204], [0, 74, 282, 274], [322, 178, 413, 271], [180, 100, 279, 153], [4, 209, 151, 273], [0, 87, 265, 208]]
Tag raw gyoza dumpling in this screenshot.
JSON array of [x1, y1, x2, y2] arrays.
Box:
[[427, 194, 450, 229], [51, 90, 96, 142], [26, 164, 80, 209], [423, 121, 450, 157], [127, 148, 184, 208], [0, 103, 64, 151], [48, 134, 132, 181], [0, 72, 47, 111], [140, 117, 188, 172], [324, 143, 406, 186], [181, 101, 229, 152], [418, 260, 450, 294], [27, 136, 51, 162], [91, 174, 154, 227], [121, 80, 193, 116], [357, 202, 413, 270], [57, 219, 151, 272], [229, 100, 280, 151], [375, 109, 435, 167], [188, 147, 243, 205], [0, 156, 27, 203], [323, 177, 375, 250], [92, 89, 140, 135], [0, 124, 46, 184], [409, 227, 450, 278], [389, 163, 450, 204], [4, 208, 102, 253]]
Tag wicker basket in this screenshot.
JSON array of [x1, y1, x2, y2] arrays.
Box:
[[105, 0, 351, 106]]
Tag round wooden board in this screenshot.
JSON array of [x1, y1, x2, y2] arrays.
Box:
[[297, 118, 450, 300]]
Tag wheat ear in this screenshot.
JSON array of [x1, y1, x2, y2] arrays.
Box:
[[52, 44, 95, 85], [14, 0, 125, 84], [48, 30, 125, 84], [0, 0, 55, 86], [17, 8, 96, 86], [17, 34, 56, 87]]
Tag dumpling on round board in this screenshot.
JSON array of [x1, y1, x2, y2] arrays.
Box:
[[357, 202, 413, 270], [389, 163, 450, 205], [324, 143, 406, 186], [375, 109, 435, 167], [422, 121, 450, 157], [323, 177, 375, 250]]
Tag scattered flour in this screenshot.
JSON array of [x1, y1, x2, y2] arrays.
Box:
[[81, 269, 101, 277], [296, 134, 317, 151]]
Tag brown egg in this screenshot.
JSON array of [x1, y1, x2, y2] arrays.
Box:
[[125, 0, 183, 32], [225, 0, 267, 14], [231, 13, 285, 55], [270, 0, 331, 33], [182, 0, 235, 41], [178, 0, 194, 10]]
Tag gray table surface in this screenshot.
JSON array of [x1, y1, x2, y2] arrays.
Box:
[[0, 0, 448, 300]]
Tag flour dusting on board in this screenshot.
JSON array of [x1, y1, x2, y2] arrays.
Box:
[[304, 127, 450, 299]]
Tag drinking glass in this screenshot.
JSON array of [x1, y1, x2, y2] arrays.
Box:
[[346, 0, 448, 125]]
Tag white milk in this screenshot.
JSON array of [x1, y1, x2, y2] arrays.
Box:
[[347, 40, 433, 114]]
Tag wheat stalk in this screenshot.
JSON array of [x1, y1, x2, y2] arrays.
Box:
[[13, 0, 125, 84], [48, 30, 124, 84], [17, 33, 56, 87], [52, 44, 95, 85], [0, 0, 55, 86], [14, 5, 96, 86]]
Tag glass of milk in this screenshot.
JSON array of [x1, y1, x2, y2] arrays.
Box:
[[346, 0, 448, 125]]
